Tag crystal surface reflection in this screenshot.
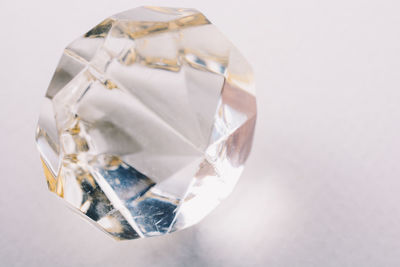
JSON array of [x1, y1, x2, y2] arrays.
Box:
[[36, 6, 256, 240]]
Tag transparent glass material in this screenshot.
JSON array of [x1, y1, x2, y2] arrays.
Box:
[[36, 6, 256, 240]]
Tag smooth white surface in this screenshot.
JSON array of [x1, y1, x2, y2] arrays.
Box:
[[1, 0, 400, 266]]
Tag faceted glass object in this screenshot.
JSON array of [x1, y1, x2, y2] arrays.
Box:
[[36, 6, 256, 240]]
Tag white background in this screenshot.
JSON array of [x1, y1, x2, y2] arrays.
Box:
[[1, 0, 400, 266]]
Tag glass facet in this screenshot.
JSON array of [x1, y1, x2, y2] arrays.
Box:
[[36, 6, 256, 240]]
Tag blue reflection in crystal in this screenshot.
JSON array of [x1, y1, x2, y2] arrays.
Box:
[[128, 193, 178, 236], [98, 161, 155, 203], [96, 159, 178, 236]]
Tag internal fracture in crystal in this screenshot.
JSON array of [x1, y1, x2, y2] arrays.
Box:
[[36, 6, 256, 240]]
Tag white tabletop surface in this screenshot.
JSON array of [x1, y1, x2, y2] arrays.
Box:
[[1, 0, 400, 266]]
